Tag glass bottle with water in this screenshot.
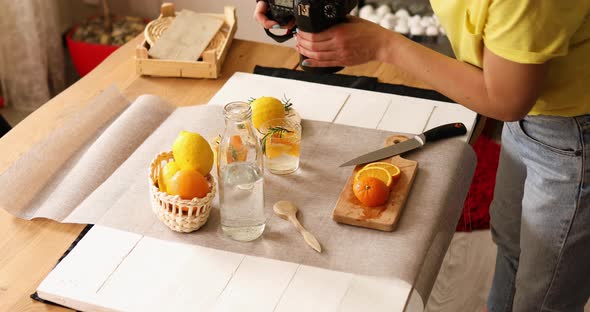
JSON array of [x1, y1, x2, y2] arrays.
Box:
[[218, 102, 265, 241]]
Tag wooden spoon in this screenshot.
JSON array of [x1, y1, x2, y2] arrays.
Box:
[[273, 200, 322, 253]]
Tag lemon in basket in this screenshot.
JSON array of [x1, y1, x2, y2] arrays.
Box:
[[250, 96, 285, 130], [172, 131, 214, 176], [158, 161, 180, 193]]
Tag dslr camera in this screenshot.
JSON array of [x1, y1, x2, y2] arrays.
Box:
[[263, 0, 358, 73]]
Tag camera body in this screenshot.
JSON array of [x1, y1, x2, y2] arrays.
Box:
[[268, 0, 357, 33], [265, 0, 358, 73]]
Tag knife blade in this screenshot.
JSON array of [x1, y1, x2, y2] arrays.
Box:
[[339, 122, 467, 167]]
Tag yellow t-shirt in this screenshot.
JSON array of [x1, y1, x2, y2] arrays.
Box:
[[430, 0, 590, 116]]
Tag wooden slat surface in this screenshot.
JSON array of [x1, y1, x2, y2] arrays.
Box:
[[36, 226, 416, 312]]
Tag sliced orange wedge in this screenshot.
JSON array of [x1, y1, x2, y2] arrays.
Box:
[[364, 162, 401, 187], [354, 166, 393, 188], [228, 135, 248, 163]]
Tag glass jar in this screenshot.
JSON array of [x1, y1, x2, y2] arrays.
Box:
[[217, 102, 265, 241], [258, 118, 302, 175]]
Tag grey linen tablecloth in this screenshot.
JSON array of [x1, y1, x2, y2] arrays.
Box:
[[0, 92, 476, 302], [153, 120, 477, 302]]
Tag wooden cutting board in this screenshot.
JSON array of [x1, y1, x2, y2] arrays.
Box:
[[332, 135, 418, 231]]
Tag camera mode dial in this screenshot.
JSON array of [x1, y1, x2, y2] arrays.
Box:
[[324, 4, 337, 19]]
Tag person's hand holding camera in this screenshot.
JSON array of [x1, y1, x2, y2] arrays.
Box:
[[294, 16, 396, 68], [254, 0, 295, 29]]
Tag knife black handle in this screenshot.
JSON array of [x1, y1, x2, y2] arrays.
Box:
[[423, 123, 467, 142]]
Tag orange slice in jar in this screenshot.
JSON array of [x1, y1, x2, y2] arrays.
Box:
[[227, 135, 248, 163], [265, 132, 300, 158]]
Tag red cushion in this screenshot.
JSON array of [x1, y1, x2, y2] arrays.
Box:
[[456, 134, 501, 232]]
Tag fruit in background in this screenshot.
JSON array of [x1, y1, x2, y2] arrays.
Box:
[[158, 161, 180, 193], [172, 130, 214, 176], [353, 177, 390, 207], [364, 162, 401, 187], [167, 169, 210, 199], [250, 96, 285, 129], [227, 135, 248, 163], [354, 166, 393, 188]]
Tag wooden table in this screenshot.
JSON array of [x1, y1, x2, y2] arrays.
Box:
[[0, 35, 475, 312]]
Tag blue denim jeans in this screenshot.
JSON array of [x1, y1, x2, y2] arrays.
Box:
[[487, 115, 590, 312]]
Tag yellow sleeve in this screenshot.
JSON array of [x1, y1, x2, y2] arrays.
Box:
[[483, 1, 590, 64]]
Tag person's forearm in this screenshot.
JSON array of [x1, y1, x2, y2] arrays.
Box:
[[294, 17, 544, 119], [379, 33, 525, 121]]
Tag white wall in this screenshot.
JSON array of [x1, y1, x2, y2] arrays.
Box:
[[56, 0, 162, 33], [59, 0, 295, 47]]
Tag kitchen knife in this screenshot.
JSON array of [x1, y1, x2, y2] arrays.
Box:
[[339, 122, 467, 167]]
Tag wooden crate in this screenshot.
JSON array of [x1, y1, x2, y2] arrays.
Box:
[[135, 4, 237, 79]]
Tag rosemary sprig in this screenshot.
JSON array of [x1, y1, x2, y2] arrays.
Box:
[[228, 144, 238, 162], [282, 94, 293, 112], [260, 126, 293, 154]]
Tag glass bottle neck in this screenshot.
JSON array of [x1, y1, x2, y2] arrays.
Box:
[[223, 101, 255, 134], [219, 102, 263, 168], [223, 102, 251, 121], [224, 118, 252, 129]]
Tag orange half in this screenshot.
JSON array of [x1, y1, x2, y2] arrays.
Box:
[[354, 166, 393, 188]]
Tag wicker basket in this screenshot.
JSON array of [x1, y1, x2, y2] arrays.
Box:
[[149, 151, 216, 233]]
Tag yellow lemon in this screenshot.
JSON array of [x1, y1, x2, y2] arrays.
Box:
[[250, 96, 285, 129], [158, 161, 180, 193], [354, 166, 393, 188], [172, 131, 214, 176], [364, 162, 401, 186]]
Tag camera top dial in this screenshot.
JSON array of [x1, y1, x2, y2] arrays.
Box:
[[324, 4, 337, 19]]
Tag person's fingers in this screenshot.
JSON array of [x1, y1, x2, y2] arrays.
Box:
[[254, 13, 278, 29], [296, 30, 332, 42], [296, 44, 338, 61], [254, 1, 279, 29], [294, 34, 333, 52], [301, 59, 342, 68], [346, 15, 364, 23]]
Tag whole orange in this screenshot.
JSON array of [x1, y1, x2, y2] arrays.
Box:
[[167, 169, 210, 199], [353, 177, 390, 207]]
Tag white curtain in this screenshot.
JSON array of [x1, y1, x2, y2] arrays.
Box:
[[0, 0, 65, 112]]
